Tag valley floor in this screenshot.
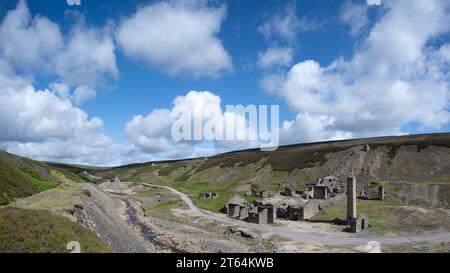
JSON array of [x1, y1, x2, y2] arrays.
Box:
[[10, 179, 449, 253]]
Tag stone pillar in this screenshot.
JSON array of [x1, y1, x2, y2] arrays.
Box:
[[347, 177, 357, 223], [378, 185, 385, 201]]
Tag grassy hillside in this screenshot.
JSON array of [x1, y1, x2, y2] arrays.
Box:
[[84, 133, 450, 210], [0, 207, 111, 253], [0, 157, 39, 205], [0, 157, 58, 205], [0, 150, 97, 205]]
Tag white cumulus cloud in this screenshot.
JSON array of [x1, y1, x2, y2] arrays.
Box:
[[116, 1, 232, 78], [0, 0, 63, 71], [0, 0, 118, 104], [54, 23, 118, 88], [124, 91, 261, 161], [264, 0, 450, 144], [0, 71, 115, 165]]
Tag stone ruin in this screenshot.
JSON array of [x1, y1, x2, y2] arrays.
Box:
[[224, 176, 373, 233], [357, 184, 385, 201], [313, 185, 331, 199], [226, 195, 249, 221], [226, 176, 342, 224], [349, 214, 369, 233], [245, 186, 274, 198], [277, 177, 342, 200], [226, 195, 274, 224], [228, 196, 328, 223], [198, 192, 218, 200], [358, 187, 368, 200], [287, 201, 321, 221], [347, 177, 369, 233], [224, 175, 352, 225], [247, 205, 274, 224], [311, 176, 341, 200]]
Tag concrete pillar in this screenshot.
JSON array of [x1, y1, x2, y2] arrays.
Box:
[[378, 185, 385, 201], [347, 177, 357, 223]]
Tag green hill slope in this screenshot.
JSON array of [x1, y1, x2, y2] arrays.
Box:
[[0, 207, 111, 253], [0, 158, 40, 205], [0, 151, 59, 205]]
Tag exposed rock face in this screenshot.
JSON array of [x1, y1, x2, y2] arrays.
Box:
[[392, 183, 450, 208]]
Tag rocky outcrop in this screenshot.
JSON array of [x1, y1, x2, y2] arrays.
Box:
[[391, 183, 450, 208]]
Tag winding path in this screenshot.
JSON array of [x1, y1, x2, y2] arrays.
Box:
[[142, 183, 450, 246]]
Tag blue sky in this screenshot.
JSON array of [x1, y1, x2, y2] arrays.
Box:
[[23, 0, 354, 137], [1, 0, 450, 165]]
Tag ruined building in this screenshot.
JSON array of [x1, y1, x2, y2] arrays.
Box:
[[227, 195, 249, 220], [226, 196, 274, 224], [313, 185, 331, 199], [358, 187, 368, 200], [311, 176, 340, 199], [247, 206, 274, 224], [198, 192, 218, 200], [287, 201, 320, 221], [245, 187, 274, 198]]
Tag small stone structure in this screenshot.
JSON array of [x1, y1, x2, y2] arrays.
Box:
[[349, 214, 369, 232], [303, 201, 320, 219], [378, 185, 385, 201], [358, 187, 368, 200], [277, 176, 341, 200], [275, 206, 288, 219], [321, 176, 338, 184], [313, 185, 330, 199], [245, 188, 274, 198], [287, 201, 320, 221], [198, 192, 218, 200], [311, 176, 340, 199], [247, 206, 274, 224], [227, 195, 249, 220], [287, 206, 303, 220]]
